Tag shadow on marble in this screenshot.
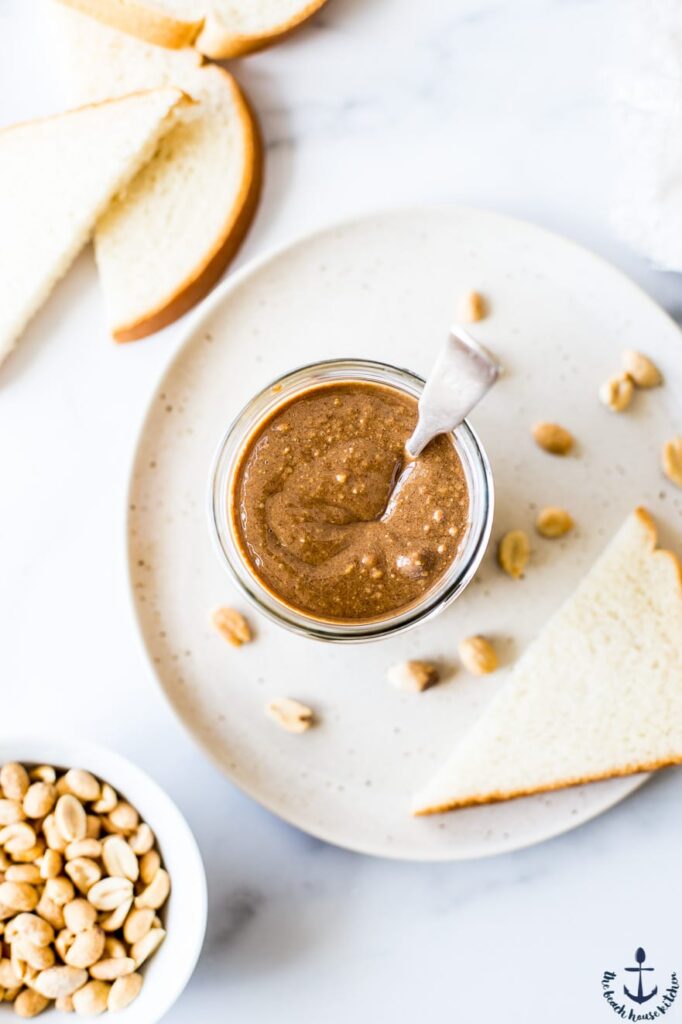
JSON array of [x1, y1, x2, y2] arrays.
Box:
[[210, 887, 265, 950], [199, 883, 343, 978]]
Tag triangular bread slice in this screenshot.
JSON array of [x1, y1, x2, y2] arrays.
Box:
[[55, 0, 328, 58], [0, 87, 185, 364], [55, 6, 261, 341], [413, 508, 682, 815]]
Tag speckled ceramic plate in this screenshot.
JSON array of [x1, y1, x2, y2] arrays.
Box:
[[127, 207, 682, 860]]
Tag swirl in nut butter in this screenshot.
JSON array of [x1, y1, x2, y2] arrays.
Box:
[[231, 381, 469, 622]]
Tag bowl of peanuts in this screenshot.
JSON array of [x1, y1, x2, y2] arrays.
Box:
[[0, 739, 206, 1021]]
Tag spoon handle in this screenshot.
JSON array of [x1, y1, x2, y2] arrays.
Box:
[[405, 326, 500, 458]]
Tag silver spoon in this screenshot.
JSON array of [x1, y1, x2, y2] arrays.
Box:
[[405, 325, 500, 458], [382, 326, 499, 519]]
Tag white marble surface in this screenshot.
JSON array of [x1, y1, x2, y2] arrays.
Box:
[[2, 1, 682, 1020]]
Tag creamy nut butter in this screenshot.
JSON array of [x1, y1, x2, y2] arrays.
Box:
[[230, 381, 469, 622]]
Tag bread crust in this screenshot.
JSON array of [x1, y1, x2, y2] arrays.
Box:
[[56, 0, 202, 48], [414, 506, 682, 816], [55, 0, 328, 56], [0, 87, 187, 137], [111, 68, 262, 342], [413, 755, 682, 815], [196, 0, 329, 58]]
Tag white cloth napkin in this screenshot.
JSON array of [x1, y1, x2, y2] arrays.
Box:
[[612, 0, 682, 271]]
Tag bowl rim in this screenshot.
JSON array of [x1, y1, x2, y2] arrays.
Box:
[[0, 736, 207, 1023]]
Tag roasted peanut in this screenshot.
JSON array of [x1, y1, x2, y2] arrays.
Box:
[[663, 437, 682, 488], [265, 698, 314, 734], [532, 421, 574, 455], [457, 289, 486, 323], [599, 373, 634, 412], [458, 635, 499, 676], [536, 506, 574, 538], [498, 530, 530, 579], [211, 606, 252, 647], [387, 661, 439, 693], [622, 350, 662, 388]]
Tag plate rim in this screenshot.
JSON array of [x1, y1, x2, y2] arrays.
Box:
[[124, 203, 677, 861]]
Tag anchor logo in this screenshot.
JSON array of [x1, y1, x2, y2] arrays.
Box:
[[624, 947, 658, 1005]]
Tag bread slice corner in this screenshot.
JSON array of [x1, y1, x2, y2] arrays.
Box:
[[55, 0, 202, 49], [54, 7, 262, 341], [0, 87, 187, 364], [412, 506, 682, 816]]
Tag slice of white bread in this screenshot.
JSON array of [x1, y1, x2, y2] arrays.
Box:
[[0, 87, 185, 364], [413, 508, 682, 815], [56, 0, 328, 58], [55, 6, 261, 341]]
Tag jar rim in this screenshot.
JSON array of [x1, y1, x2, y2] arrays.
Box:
[[208, 358, 494, 643]]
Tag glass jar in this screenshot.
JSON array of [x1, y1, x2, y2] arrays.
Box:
[[209, 359, 494, 643]]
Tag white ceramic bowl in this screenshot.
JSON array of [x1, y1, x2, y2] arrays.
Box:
[[0, 738, 207, 1023]]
